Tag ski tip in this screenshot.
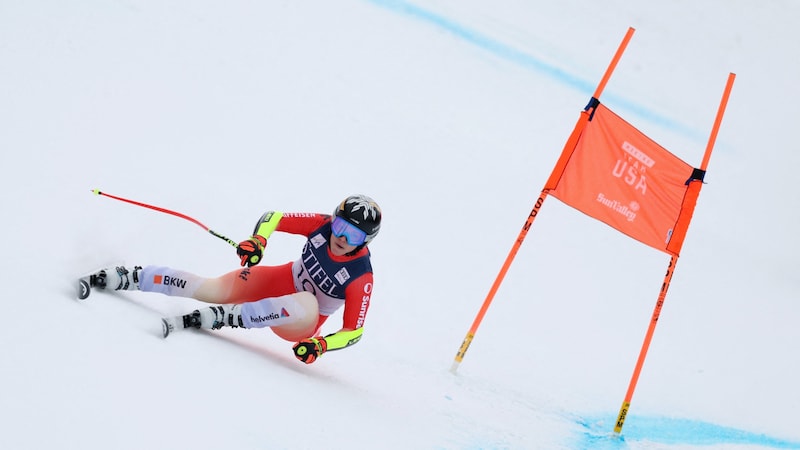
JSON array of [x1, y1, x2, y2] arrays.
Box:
[[161, 317, 175, 338], [78, 279, 91, 300], [161, 318, 170, 338]]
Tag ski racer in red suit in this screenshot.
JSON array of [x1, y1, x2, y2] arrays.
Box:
[[84, 195, 381, 364]]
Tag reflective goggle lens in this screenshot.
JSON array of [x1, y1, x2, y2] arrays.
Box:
[[331, 216, 367, 246]]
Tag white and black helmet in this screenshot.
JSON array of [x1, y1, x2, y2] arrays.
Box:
[[334, 194, 382, 244]]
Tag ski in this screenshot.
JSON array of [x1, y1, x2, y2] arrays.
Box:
[[78, 278, 91, 300], [77, 271, 104, 300], [75, 266, 193, 339], [161, 316, 179, 338], [161, 312, 201, 338]]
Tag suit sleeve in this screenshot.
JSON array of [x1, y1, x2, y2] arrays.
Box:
[[321, 272, 373, 351], [276, 213, 331, 236]]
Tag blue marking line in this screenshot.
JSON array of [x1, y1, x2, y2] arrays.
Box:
[[574, 414, 800, 449], [364, 0, 705, 142]]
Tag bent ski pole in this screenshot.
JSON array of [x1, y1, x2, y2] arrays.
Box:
[[91, 189, 239, 248]]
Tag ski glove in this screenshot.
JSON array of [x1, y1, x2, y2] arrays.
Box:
[[293, 337, 327, 364], [237, 235, 267, 267]]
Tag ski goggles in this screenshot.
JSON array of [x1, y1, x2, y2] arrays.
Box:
[[331, 216, 368, 246]]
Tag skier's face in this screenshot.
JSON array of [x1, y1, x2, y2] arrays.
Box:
[[329, 233, 357, 256]]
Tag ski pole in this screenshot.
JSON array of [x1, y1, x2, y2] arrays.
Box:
[[91, 189, 239, 248]]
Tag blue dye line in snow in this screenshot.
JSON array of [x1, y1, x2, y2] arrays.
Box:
[[573, 414, 800, 449], [364, 0, 705, 142]]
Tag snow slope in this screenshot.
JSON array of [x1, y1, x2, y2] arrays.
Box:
[[1, 1, 798, 449]]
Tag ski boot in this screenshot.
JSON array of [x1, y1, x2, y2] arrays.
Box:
[[78, 266, 141, 300], [161, 304, 244, 338]]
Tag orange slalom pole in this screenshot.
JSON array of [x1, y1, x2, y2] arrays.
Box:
[[613, 255, 678, 434], [450, 192, 549, 373], [450, 28, 636, 374], [613, 73, 735, 435], [594, 27, 636, 99], [701, 73, 736, 170]]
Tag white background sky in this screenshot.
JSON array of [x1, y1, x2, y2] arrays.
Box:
[[2, 1, 798, 449]]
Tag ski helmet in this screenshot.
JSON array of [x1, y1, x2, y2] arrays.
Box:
[[333, 194, 381, 245]]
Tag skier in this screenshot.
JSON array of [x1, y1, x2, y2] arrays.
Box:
[[82, 194, 381, 364]]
